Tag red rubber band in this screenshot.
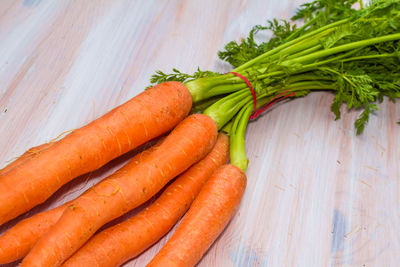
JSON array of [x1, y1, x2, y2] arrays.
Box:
[[249, 91, 296, 120], [228, 72, 257, 116], [227, 72, 296, 120]]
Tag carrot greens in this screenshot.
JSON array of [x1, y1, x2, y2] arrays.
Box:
[[149, 0, 400, 171]]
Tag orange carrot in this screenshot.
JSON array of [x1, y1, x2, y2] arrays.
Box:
[[0, 140, 162, 264], [0, 202, 69, 264], [63, 133, 229, 267], [0, 129, 78, 176], [0, 81, 192, 225], [0, 142, 54, 175], [147, 164, 246, 267], [21, 114, 218, 267]]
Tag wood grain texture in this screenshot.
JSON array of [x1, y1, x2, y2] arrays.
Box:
[[0, 0, 399, 266]]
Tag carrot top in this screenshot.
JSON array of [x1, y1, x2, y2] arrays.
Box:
[[147, 0, 400, 171]]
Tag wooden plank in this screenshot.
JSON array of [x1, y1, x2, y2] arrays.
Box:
[[0, 0, 398, 266]]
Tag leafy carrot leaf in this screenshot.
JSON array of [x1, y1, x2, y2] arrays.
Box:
[[354, 103, 378, 135]]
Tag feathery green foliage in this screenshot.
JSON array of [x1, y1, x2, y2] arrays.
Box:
[[148, 0, 400, 170]]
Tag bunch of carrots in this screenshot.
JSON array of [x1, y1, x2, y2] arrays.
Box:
[[0, 82, 245, 266], [1, 0, 400, 266]]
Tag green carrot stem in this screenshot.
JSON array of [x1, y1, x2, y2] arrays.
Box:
[[233, 18, 350, 71], [203, 89, 252, 129], [340, 52, 398, 62], [283, 33, 400, 65], [285, 14, 320, 42], [287, 44, 322, 60], [230, 102, 253, 171]]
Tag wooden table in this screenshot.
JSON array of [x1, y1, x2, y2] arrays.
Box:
[[0, 1, 399, 266]]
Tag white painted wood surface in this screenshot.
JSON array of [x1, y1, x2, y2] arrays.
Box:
[[0, 0, 399, 266]]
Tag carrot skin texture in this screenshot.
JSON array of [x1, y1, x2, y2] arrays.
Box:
[[0, 142, 54, 175], [0, 81, 192, 225], [147, 164, 247, 267], [0, 141, 162, 264], [63, 133, 229, 267], [21, 114, 218, 267], [0, 202, 68, 264]]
